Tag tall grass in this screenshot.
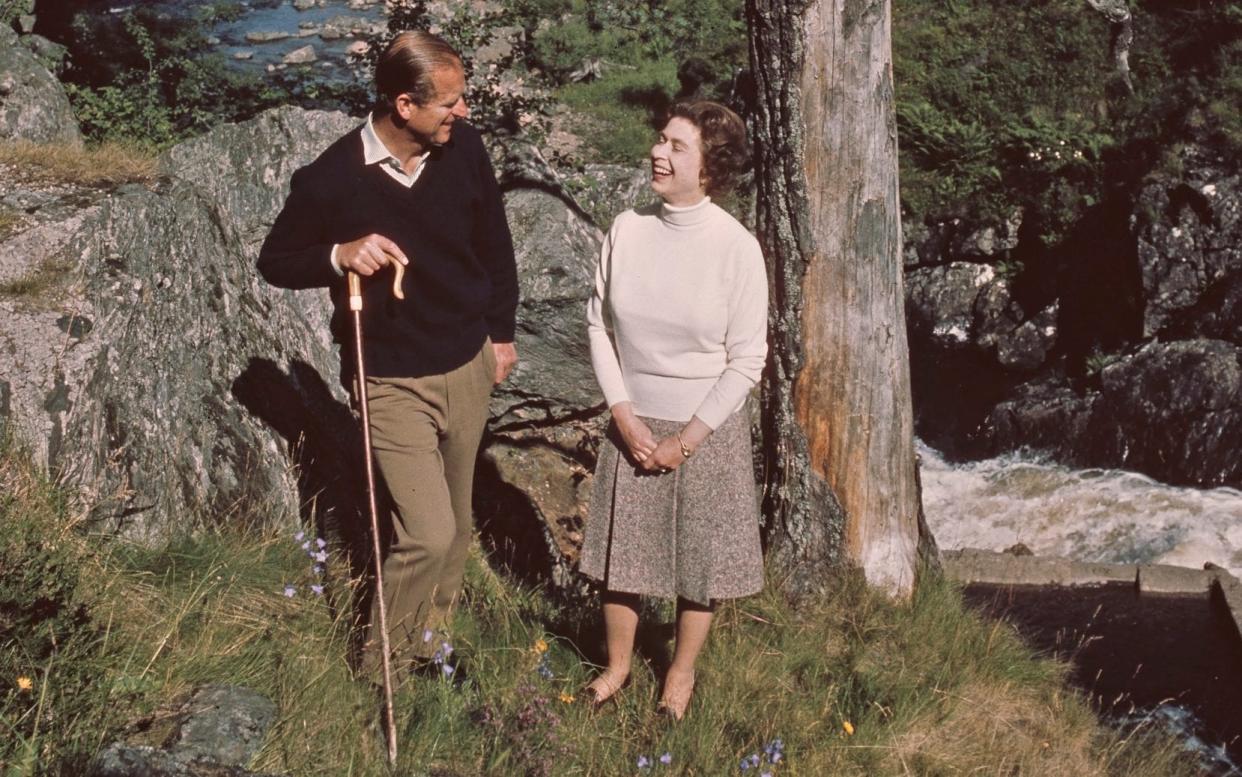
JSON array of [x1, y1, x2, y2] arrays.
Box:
[[0, 442, 1195, 776]]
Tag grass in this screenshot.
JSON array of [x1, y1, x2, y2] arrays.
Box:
[[0, 444, 1198, 777], [556, 60, 679, 166], [0, 259, 75, 309], [0, 140, 158, 187], [0, 207, 24, 240]]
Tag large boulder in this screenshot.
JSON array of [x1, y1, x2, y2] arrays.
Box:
[[0, 24, 81, 144], [1, 109, 363, 539], [1, 106, 632, 585]]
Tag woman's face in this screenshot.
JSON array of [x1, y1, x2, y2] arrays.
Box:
[[650, 117, 707, 206]]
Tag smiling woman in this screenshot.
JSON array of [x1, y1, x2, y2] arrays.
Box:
[[580, 100, 767, 721]]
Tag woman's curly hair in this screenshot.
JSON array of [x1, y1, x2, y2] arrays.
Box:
[[664, 100, 750, 197]]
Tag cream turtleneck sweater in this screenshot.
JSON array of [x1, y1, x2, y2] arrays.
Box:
[[586, 197, 769, 430]]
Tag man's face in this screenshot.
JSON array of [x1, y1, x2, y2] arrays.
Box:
[[401, 65, 469, 148]]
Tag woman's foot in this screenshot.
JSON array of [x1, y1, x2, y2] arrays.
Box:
[[658, 668, 696, 721], [585, 668, 630, 707]]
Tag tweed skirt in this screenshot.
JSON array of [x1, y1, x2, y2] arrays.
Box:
[[578, 411, 764, 605]]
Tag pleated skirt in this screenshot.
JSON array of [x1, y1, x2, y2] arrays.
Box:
[[578, 411, 764, 605]]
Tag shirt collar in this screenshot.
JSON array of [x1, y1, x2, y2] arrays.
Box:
[[362, 113, 428, 173]]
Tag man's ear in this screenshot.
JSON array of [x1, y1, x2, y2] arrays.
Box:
[[393, 93, 417, 121]]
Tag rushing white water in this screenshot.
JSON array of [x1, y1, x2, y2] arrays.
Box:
[[918, 441, 1242, 577]]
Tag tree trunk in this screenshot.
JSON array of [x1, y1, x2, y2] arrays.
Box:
[[748, 0, 928, 598]]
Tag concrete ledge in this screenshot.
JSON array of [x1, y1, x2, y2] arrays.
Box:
[[942, 548, 1136, 587], [1137, 564, 1216, 593], [942, 548, 1242, 652]]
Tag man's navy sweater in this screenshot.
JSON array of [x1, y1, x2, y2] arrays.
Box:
[[258, 121, 518, 380]]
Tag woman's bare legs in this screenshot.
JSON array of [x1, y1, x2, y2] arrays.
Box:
[[661, 597, 714, 719], [587, 590, 640, 703]]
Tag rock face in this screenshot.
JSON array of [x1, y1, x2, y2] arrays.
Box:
[[979, 339, 1242, 486], [0, 24, 81, 145], [1134, 147, 1242, 339], [2, 108, 360, 539], [903, 145, 1242, 487]]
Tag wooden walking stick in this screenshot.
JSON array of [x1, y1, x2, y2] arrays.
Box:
[[348, 257, 405, 765]]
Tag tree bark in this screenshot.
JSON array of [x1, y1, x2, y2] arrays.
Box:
[[748, 0, 927, 598]]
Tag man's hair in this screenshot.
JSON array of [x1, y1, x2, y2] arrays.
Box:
[[664, 100, 750, 197], [375, 31, 463, 107]]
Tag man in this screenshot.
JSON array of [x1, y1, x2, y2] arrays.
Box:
[[258, 31, 518, 680]]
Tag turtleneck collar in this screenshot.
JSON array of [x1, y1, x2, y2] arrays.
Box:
[[658, 196, 713, 228]]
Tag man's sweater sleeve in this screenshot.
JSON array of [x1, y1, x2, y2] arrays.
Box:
[[258, 166, 340, 290], [691, 236, 769, 429], [586, 222, 630, 409], [474, 140, 519, 343]]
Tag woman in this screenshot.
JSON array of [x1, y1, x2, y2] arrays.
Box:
[[579, 100, 768, 720]]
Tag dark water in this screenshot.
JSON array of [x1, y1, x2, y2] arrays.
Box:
[[39, 0, 385, 76], [964, 583, 1242, 774]]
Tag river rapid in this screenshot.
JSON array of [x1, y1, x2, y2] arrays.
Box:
[[920, 441, 1242, 576]]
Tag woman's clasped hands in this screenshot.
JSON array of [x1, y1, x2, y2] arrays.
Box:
[[611, 402, 706, 473]]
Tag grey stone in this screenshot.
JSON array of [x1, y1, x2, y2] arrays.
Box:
[[1135, 147, 1242, 338], [972, 278, 1058, 371], [0, 24, 81, 144], [174, 686, 276, 766], [20, 34, 68, 76], [282, 45, 317, 65], [905, 262, 994, 348], [243, 31, 290, 43], [93, 685, 278, 777], [17, 14, 36, 34]]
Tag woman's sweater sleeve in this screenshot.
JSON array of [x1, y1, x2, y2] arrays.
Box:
[[586, 222, 630, 409], [691, 236, 769, 429]]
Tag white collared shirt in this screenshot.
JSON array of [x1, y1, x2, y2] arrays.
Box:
[[361, 112, 431, 188], [330, 113, 431, 274]]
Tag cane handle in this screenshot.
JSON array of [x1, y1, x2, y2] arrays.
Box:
[[346, 255, 405, 310]]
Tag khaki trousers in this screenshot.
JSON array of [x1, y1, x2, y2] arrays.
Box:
[[362, 342, 495, 677]]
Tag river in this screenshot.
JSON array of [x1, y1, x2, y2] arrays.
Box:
[[920, 441, 1242, 577]]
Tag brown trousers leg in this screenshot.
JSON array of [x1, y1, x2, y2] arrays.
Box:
[[362, 343, 494, 676]]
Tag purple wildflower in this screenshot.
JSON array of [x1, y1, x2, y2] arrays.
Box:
[[312, 563, 325, 575], [423, 629, 434, 643], [659, 752, 672, 765], [313, 550, 328, 563], [310, 584, 324, 596], [637, 755, 652, 769], [282, 585, 296, 597], [294, 530, 305, 541], [316, 537, 327, 549]]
